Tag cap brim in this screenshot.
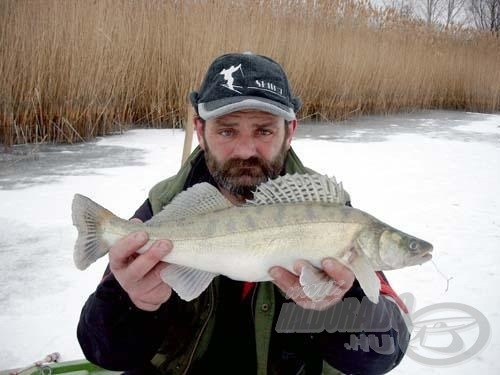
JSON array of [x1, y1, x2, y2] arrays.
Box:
[[198, 97, 296, 121]]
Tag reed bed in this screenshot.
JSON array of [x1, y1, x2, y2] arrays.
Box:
[[1, 0, 499, 148]]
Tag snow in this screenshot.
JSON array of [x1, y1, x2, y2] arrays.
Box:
[[1, 110, 499, 373]]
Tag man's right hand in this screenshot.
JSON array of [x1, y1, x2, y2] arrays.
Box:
[[109, 222, 173, 312]]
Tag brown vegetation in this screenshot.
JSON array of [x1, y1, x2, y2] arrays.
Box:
[[1, 0, 499, 148]]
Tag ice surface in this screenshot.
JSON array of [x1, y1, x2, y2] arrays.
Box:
[[1, 111, 499, 373]]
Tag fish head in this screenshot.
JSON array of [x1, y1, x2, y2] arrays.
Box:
[[378, 229, 433, 269]]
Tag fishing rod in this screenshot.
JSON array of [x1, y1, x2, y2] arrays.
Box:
[[181, 105, 195, 165]]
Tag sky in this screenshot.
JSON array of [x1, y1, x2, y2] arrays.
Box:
[[370, 0, 470, 25]]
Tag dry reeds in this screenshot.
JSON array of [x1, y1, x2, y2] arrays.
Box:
[[1, 0, 499, 148]]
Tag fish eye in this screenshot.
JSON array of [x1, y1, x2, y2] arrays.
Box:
[[409, 241, 418, 251]]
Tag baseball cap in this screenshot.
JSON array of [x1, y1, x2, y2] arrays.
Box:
[[190, 52, 301, 121]]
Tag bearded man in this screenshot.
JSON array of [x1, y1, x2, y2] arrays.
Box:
[[77, 52, 410, 374]]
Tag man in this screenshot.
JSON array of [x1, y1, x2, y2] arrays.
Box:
[[78, 52, 410, 374]]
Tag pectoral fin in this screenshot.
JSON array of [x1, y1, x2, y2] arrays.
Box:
[[160, 265, 218, 302], [349, 256, 380, 303], [299, 263, 336, 301]]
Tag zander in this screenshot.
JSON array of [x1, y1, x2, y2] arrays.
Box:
[[72, 174, 433, 303]]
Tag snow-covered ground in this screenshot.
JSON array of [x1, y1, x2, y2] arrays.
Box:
[[0, 110, 499, 373]]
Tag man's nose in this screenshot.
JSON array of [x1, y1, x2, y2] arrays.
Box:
[[232, 136, 258, 159]]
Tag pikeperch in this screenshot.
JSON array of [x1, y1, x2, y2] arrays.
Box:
[[72, 174, 433, 303]]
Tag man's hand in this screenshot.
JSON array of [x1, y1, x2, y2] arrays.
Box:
[[269, 258, 355, 311], [109, 219, 173, 312]]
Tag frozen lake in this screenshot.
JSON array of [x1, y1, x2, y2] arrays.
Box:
[[1, 110, 499, 373]]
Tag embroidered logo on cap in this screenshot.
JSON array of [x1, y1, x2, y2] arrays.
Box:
[[219, 62, 285, 98], [219, 64, 244, 94], [250, 80, 284, 97]]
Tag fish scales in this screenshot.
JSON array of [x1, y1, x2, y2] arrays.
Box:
[[160, 222, 365, 281], [100, 203, 392, 282], [146, 203, 371, 239]]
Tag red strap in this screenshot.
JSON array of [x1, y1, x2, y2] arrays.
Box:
[[376, 272, 408, 314], [241, 282, 255, 301]]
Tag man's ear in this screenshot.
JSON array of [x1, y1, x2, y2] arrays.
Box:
[[285, 119, 298, 149], [193, 117, 206, 150]]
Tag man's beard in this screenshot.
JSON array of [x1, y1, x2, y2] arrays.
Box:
[[204, 138, 288, 200]]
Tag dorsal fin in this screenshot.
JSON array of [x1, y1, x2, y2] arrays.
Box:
[[246, 173, 347, 206], [146, 182, 233, 225]]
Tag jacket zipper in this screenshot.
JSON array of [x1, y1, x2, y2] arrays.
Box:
[[182, 284, 215, 375]]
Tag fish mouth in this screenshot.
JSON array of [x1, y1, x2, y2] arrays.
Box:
[[420, 251, 433, 262], [411, 249, 433, 265], [417, 241, 433, 258]]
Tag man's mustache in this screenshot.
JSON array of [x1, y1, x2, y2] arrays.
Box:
[[222, 157, 269, 176]]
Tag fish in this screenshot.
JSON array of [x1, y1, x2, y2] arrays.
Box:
[[72, 173, 433, 303]]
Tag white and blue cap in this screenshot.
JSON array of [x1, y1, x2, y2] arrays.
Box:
[[190, 52, 301, 121]]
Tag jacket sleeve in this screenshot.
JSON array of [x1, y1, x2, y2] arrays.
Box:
[[77, 199, 168, 370], [77, 269, 171, 370], [316, 276, 410, 375]]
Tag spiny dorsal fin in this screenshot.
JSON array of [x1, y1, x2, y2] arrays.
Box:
[[246, 174, 347, 206], [146, 182, 233, 225]]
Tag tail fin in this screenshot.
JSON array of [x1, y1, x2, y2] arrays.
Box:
[[72, 194, 116, 270]]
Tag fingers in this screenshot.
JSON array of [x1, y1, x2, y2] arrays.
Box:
[[269, 266, 299, 296], [122, 240, 172, 286], [322, 258, 355, 293], [269, 258, 356, 311], [128, 266, 173, 311], [108, 230, 174, 311], [109, 231, 149, 271], [293, 259, 311, 274]]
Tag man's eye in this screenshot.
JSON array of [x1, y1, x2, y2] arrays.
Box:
[[219, 129, 234, 137], [258, 129, 272, 136]]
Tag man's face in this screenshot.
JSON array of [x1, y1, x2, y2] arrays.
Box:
[[195, 110, 297, 199]]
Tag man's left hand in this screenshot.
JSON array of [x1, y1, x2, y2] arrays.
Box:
[[269, 258, 355, 311]]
